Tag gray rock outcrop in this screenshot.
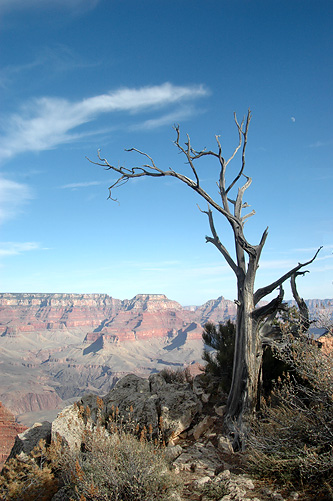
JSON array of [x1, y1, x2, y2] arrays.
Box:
[[81, 373, 202, 441], [6, 421, 51, 462]]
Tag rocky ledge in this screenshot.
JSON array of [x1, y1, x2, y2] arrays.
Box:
[[3, 374, 296, 501]]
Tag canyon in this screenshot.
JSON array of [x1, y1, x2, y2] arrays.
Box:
[[0, 292, 331, 430], [0, 293, 238, 426]]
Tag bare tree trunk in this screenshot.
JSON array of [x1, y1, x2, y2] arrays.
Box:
[[90, 110, 322, 449], [226, 284, 262, 449]]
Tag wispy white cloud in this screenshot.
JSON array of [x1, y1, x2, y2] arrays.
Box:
[[293, 245, 333, 253], [0, 177, 33, 224], [258, 259, 296, 270], [0, 45, 100, 89], [0, 241, 40, 257], [60, 181, 102, 189], [131, 105, 205, 130], [308, 139, 333, 148], [0, 83, 208, 161]]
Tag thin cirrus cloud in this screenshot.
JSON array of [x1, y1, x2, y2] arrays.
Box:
[[0, 241, 40, 258], [308, 139, 333, 148], [60, 181, 103, 189], [0, 83, 208, 162], [0, 45, 100, 89], [131, 105, 203, 130], [0, 177, 33, 224]]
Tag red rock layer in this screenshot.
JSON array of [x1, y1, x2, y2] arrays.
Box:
[[0, 293, 121, 336], [0, 402, 27, 470]]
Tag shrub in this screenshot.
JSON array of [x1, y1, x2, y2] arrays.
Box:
[[247, 332, 333, 498], [199, 479, 229, 499], [202, 320, 235, 393], [159, 366, 193, 385], [0, 439, 59, 501], [0, 411, 181, 501], [57, 426, 180, 500]]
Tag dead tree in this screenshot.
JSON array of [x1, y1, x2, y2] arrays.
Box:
[[90, 110, 321, 448]]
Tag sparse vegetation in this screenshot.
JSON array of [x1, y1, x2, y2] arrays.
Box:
[[201, 319, 289, 399], [202, 320, 235, 393], [160, 366, 193, 385], [0, 406, 181, 501], [247, 331, 333, 498], [0, 440, 59, 501], [198, 480, 229, 500], [2, 315, 331, 500]]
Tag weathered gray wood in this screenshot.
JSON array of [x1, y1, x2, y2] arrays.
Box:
[[88, 111, 321, 448]]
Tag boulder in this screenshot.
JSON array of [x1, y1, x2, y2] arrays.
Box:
[[81, 373, 202, 441], [217, 435, 234, 454], [191, 415, 215, 440], [154, 375, 202, 438], [214, 404, 226, 417], [164, 444, 183, 462], [52, 403, 99, 451], [6, 373, 202, 462], [6, 421, 51, 462]]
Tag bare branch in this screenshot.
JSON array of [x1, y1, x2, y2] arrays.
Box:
[[91, 142, 247, 229], [252, 285, 286, 321], [226, 109, 251, 194], [198, 205, 238, 275], [290, 271, 310, 332], [242, 210, 256, 223], [254, 247, 322, 305], [173, 125, 200, 187], [225, 116, 243, 167], [235, 175, 252, 220]]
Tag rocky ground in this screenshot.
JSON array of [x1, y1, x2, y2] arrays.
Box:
[[3, 373, 310, 501], [169, 422, 302, 501]]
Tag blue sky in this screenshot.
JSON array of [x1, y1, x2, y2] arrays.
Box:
[[0, 0, 332, 305]]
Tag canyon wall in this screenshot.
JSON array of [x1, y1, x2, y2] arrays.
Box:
[[0, 402, 27, 470], [0, 291, 331, 465]]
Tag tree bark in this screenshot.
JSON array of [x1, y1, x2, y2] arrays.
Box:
[[89, 111, 321, 449]]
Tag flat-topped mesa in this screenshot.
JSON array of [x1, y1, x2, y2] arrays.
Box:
[[0, 293, 122, 335], [124, 294, 183, 312], [0, 293, 119, 308]]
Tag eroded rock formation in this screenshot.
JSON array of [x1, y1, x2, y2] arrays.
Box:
[[0, 402, 27, 470], [0, 292, 331, 431]]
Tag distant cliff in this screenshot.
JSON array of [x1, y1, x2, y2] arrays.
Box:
[[0, 292, 331, 431], [0, 402, 27, 470], [0, 292, 238, 337], [0, 293, 121, 335]]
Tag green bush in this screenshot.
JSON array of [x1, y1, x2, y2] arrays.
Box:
[[202, 320, 235, 393]]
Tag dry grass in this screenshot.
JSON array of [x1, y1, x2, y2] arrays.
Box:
[[159, 366, 193, 386], [247, 332, 333, 499], [0, 403, 181, 501]]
